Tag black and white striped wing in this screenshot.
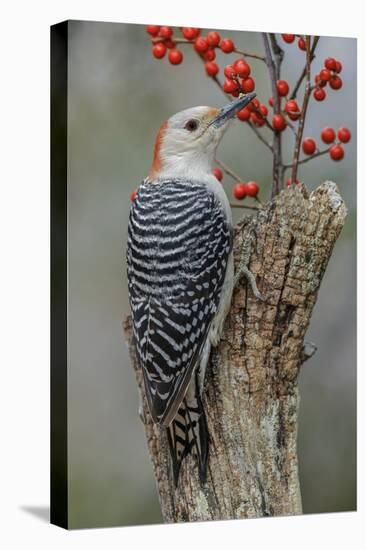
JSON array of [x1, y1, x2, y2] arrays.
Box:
[[127, 179, 232, 426]]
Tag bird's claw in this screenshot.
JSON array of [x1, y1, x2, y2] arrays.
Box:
[[234, 264, 266, 302]]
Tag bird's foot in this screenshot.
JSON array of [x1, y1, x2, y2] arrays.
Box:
[[234, 264, 266, 302]]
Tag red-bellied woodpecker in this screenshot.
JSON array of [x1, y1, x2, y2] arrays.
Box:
[[127, 92, 256, 486]]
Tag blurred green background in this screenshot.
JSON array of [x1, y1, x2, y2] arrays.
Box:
[[66, 20, 356, 528]]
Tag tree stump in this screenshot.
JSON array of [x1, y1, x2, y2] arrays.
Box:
[[123, 181, 347, 523]]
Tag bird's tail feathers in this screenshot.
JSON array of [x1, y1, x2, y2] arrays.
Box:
[[166, 387, 208, 488]]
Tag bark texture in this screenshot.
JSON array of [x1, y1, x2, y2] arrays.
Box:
[[123, 181, 347, 523]]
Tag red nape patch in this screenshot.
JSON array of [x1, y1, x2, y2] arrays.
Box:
[[149, 120, 168, 178]]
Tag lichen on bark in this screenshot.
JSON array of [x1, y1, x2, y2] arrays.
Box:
[[124, 181, 347, 523]]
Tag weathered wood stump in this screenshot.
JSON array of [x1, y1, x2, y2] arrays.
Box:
[[124, 181, 347, 523]]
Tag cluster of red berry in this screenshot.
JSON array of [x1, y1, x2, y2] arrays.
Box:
[[147, 25, 237, 69], [313, 57, 343, 101], [302, 126, 351, 161], [141, 26, 352, 203], [232, 181, 259, 200], [147, 25, 184, 64], [281, 33, 308, 51], [212, 167, 259, 200]]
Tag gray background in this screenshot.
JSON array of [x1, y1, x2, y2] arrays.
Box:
[[66, 20, 356, 528]]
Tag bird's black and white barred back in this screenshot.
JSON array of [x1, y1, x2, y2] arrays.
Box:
[[127, 177, 233, 484]]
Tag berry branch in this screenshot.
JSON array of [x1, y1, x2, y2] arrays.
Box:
[[262, 33, 283, 197], [290, 36, 320, 100], [284, 147, 331, 169], [214, 157, 243, 182], [140, 26, 352, 205], [229, 203, 261, 210], [234, 48, 266, 62], [247, 122, 274, 152], [291, 35, 312, 186]]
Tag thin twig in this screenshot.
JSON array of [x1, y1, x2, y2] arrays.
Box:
[[262, 33, 282, 197], [284, 147, 331, 169], [230, 203, 261, 210], [214, 158, 242, 182], [270, 35, 285, 191], [247, 121, 273, 151], [234, 48, 266, 62], [291, 36, 312, 184], [269, 34, 284, 64], [284, 118, 297, 137], [152, 37, 192, 45], [290, 36, 320, 100]]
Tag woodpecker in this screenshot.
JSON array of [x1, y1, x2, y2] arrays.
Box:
[[127, 92, 256, 486]]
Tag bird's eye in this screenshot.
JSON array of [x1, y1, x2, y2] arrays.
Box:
[[184, 119, 199, 132]]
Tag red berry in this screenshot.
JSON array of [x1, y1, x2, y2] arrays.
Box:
[[205, 61, 219, 76], [285, 99, 299, 112], [329, 75, 343, 90], [315, 74, 327, 88], [203, 49, 216, 61], [237, 107, 251, 121], [259, 104, 268, 117], [168, 49, 183, 65], [277, 79, 289, 97], [130, 189, 138, 201], [164, 39, 176, 49], [282, 34, 295, 43], [288, 112, 301, 121], [251, 111, 265, 127], [231, 90, 240, 98], [298, 37, 306, 50], [324, 57, 337, 71], [223, 78, 238, 93], [194, 37, 209, 53], [335, 60, 342, 73], [329, 144, 344, 161], [246, 181, 259, 197], [182, 27, 200, 40], [206, 31, 221, 48], [285, 99, 300, 120], [233, 58, 251, 78], [269, 97, 274, 107], [241, 77, 255, 93], [337, 127, 351, 143], [233, 183, 248, 200], [146, 25, 160, 36], [313, 87, 326, 101], [212, 167, 223, 181], [302, 138, 317, 155], [272, 114, 287, 131], [220, 38, 235, 53], [159, 26, 173, 39], [321, 127, 336, 144], [319, 68, 331, 82], [224, 64, 236, 79], [152, 42, 167, 59]]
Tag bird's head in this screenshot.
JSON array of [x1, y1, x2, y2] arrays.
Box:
[[149, 92, 256, 180]]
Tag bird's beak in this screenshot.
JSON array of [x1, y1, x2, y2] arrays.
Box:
[[210, 92, 257, 127]]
